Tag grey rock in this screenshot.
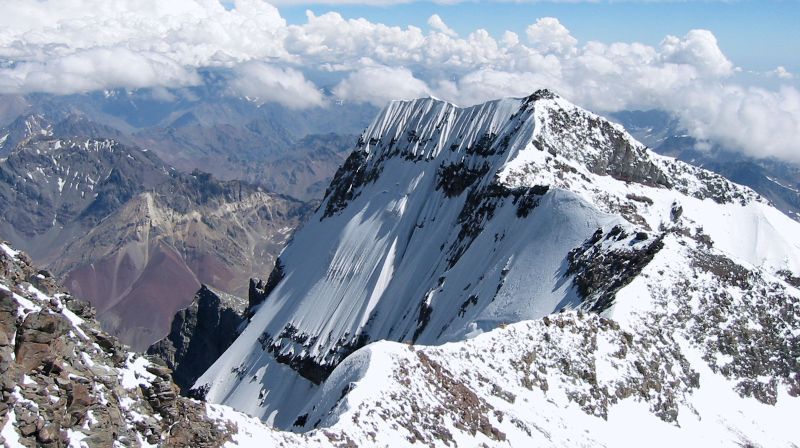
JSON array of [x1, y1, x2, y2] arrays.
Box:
[[64, 298, 95, 319], [0, 289, 17, 340], [147, 285, 246, 393]]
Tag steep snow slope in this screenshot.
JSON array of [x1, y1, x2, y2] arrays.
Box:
[[234, 276, 799, 447], [195, 90, 800, 433], [207, 231, 800, 447]]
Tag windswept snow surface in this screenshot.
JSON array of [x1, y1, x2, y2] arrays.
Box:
[[196, 90, 800, 444]]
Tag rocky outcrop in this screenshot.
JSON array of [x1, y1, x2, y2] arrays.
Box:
[[247, 277, 268, 315], [147, 285, 247, 393], [612, 109, 800, 222], [565, 225, 664, 312], [0, 241, 236, 447], [14, 311, 71, 373], [247, 259, 285, 316]]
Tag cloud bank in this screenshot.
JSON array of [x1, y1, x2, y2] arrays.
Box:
[[230, 61, 325, 108], [0, 0, 798, 162]]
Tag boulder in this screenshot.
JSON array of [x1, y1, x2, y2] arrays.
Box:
[[14, 312, 70, 372], [66, 383, 92, 426]]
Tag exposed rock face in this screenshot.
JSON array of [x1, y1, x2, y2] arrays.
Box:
[[566, 225, 664, 312], [528, 96, 670, 189], [246, 259, 285, 316], [0, 241, 235, 447], [248, 278, 268, 315], [611, 109, 800, 222], [14, 311, 71, 373], [148, 285, 246, 393]]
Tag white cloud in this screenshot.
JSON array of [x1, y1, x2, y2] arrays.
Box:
[[333, 65, 430, 106], [501, 31, 520, 47], [525, 17, 577, 55], [0, 0, 797, 161], [0, 0, 288, 64], [285, 11, 429, 71], [0, 48, 201, 94], [665, 85, 800, 162], [427, 14, 457, 37], [230, 61, 325, 108], [263, 0, 414, 4], [0, 0, 288, 94], [660, 29, 734, 77], [434, 69, 559, 107], [772, 66, 794, 80]]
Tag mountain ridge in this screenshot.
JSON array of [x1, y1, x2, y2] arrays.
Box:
[[192, 89, 800, 443], [1, 90, 798, 447]]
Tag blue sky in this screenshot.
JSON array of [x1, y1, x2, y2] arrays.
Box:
[[279, 0, 800, 73]]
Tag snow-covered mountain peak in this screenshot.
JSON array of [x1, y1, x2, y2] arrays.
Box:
[[195, 91, 800, 434], [325, 90, 760, 222], [321, 91, 791, 272]]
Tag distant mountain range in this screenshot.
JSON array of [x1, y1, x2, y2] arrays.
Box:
[[0, 91, 377, 350], [1, 87, 378, 200], [0, 130, 311, 350]]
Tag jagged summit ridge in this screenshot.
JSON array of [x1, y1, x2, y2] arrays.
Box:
[[323, 89, 758, 220], [195, 90, 800, 434]]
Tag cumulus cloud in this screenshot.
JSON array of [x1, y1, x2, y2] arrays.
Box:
[[427, 14, 457, 37], [525, 17, 577, 55], [501, 31, 520, 47], [434, 69, 555, 107], [0, 0, 288, 96], [666, 85, 800, 162], [0, 0, 288, 64], [230, 61, 325, 108], [0, 0, 797, 161], [333, 65, 430, 106], [772, 66, 794, 80], [660, 29, 734, 77]]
